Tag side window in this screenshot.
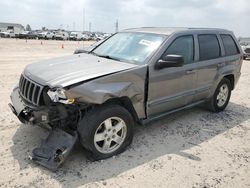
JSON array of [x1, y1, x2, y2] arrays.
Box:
[[220, 34, 239, 56], [163, 35, 194, 65], [198, 34, 220, 61]]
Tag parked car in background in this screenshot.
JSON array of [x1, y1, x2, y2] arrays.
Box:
[[69, 31, 83, 41], [54, 31, 69, 40], [9, 27, 243, 170], [82, 34, 91, 41], [240, 42, 250, 60], [0, 31, 10, 38], [74, 39, 105, 54], [8, 31, 16, 38], [18, 31, 38, 39], [38, 31, 55, 40], [103, 33, 112, 39], [95, 34, 104, 41], [0, 31, 16, 38]]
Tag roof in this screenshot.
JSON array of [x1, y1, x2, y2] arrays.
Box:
[[123, 27, 229, 35], [0, 22, 24, 28]]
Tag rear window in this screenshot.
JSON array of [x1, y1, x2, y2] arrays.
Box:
[[198, 34, 221, 61], [220, 34, 239, 56]]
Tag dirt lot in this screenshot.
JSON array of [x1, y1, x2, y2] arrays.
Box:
[[0, 38, 250, 188]]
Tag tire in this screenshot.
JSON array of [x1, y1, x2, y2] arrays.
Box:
[[207, 78, 232, 112], [78, 104, 134, 161]]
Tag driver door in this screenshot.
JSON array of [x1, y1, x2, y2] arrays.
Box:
[[147, 35, 197, 117]]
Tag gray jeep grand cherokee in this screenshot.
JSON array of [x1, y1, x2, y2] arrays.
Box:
[[9, 27, 243, 170]]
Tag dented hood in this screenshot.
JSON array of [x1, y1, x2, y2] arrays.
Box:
[[24, 53, 137, 87]]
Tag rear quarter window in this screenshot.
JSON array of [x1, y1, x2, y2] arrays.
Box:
[[198, 34, 221, 61], [220, 34, 240, 56]]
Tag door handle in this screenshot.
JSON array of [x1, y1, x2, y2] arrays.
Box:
[[186, 70, 196, 75]]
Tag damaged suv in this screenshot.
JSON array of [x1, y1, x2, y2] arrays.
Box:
[[9, 27, 243, 170]]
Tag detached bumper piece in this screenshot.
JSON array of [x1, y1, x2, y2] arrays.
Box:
[[30, 128, 78, 171]]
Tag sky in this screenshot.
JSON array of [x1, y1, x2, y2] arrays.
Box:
[[0, 0, 249, 37]]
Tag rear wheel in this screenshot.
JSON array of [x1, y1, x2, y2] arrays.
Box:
[[207, 78, 232, 112], [78, 104, 134, 161]]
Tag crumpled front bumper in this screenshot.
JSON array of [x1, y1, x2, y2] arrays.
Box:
[[30, 128, 78, 171], [9, 86, 78, 171], [9, 87, 28, 123], [9, 86, 50, 125], [9, 86, 66, 127]]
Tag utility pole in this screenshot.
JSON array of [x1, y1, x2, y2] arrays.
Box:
[[83, 8, 85, 32], [82, 8, 86, 48], [89, 22, 92, 32], [115, 19, 118, 33]]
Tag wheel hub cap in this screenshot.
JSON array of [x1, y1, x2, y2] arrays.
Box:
[[94, 117, 127, 154], [216, 84, 229, 107]]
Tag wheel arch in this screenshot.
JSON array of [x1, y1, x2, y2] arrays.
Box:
[[224, 74, 235, 90], [103, 97, 140, 123]]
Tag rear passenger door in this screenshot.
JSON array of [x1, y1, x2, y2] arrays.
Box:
[[193, 34, 223, 102]]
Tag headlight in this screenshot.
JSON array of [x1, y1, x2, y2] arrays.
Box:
[[47, 88, 75, 104]]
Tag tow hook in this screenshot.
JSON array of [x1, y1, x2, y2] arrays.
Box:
[[30, 128, 78, 171]]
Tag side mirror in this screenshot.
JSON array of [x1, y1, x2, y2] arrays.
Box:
[[155, 54, 184, 69]]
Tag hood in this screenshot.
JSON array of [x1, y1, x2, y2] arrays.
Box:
[[24, 53, 137, 88]]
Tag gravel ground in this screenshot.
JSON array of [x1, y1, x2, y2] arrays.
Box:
[[0, 38, 250, 188]]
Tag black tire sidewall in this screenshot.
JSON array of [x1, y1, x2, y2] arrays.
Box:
[[212, 78, 232, 112], [78, 104, 134, 160]]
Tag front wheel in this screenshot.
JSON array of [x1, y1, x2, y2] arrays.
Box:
[[207, 78, 232, 112], [78, 104, 134, 161]]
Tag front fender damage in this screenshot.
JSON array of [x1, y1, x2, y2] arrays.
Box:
[[65, 66, 148, 119]]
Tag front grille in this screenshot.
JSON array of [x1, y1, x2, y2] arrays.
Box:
[[19, 74, 43, 106], [245, 48, 250, 53]]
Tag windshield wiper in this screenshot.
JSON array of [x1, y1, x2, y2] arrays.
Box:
[[90, 51, 121, 61], [90, 51, 98, 56], [96, 54, 121, 61]]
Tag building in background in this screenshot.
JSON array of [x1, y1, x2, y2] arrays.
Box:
[[0, 22, 24, 34]]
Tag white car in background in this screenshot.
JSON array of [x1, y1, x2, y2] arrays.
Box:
[[54, 31, 69, 40], [0, 31, 9, 38], [82, 34, 91, 41], [69, 31, 83, 41], [240, 42, 250, 60], [38, 31, 55, 40], [0, 31, 15, 38]]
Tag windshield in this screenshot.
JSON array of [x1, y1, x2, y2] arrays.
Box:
[[93, 32, 165, 64]]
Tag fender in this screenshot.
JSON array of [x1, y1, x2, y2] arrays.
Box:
[[209, 55, 240, 98], [65, 65, 148, 119]]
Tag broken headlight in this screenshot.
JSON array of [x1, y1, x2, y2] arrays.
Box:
[[47, 88, 75, 104]]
